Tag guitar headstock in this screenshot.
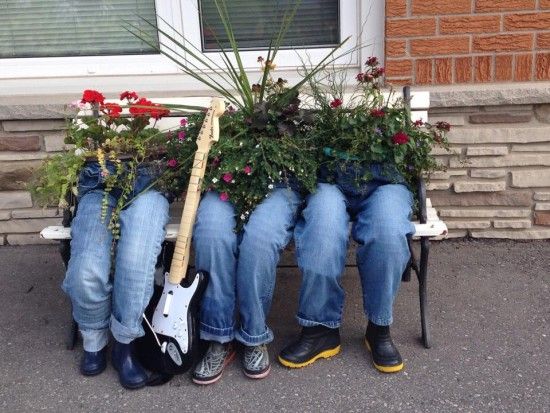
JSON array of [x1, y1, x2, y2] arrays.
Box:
[[196, 98, 225, 152]]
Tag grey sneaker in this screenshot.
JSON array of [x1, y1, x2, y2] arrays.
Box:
[[242, 344, 271, 379], [192, 342, 235, 385]]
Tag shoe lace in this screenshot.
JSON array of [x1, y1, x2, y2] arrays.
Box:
[[195, 343, 228, 377]]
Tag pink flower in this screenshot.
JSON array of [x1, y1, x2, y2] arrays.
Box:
[[219, 192, 229, 201], [243, 165, 252, 175], [222, 173, 233, 183], [211, 157, 221, 167], [180, 118, 188, 126], [178, 131, 186, 141], [392, 131, 410, 145], [167, 159, 178, 168], [356, 73, 365, 82], [330, 98, 343, 109]]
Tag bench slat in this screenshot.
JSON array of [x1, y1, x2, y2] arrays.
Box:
[[40, 198, 448, 241]]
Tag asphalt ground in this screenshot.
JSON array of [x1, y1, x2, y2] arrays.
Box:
[[0, 240, 549, 413]]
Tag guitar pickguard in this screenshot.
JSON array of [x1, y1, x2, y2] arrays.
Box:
[[151, 272, 200, 356]]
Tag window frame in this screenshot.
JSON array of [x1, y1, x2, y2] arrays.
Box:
[[0, 0, 383, 96]]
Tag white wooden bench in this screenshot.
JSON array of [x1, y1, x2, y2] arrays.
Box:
[[40, 86, 448, 349]]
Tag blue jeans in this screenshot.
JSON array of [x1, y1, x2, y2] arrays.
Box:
[[294, 181, 415, 327], [62, 163, 169, 352], [193, 188, 302, 346]]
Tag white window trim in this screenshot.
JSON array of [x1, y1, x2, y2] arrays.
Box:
[[0, 0, 384, 98]]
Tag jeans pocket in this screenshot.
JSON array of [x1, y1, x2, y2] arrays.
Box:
[[77, 162, 102, 198]]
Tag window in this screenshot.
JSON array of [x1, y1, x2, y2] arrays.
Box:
[[0, 0, 158, 59], [0, 1, 383, 95], [199, 0, 340, 51]]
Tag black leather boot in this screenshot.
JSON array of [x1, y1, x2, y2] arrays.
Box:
[[80, 348, 107, 376], [365, 322, 404, 373], [278, 326, 341, 368], [112, 340, 148, 389]]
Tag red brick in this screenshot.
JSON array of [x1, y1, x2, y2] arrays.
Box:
[[385, 59, 413, 77], [440, 16, 501, 34], [473, 34, 534, 52], [504, 13, 550, 30], [475, 56, 493, 82], [412, 0, 471, 15], [386, 0, 408, 17], [386, 78, 413, 86], [455, 57, 473, 82], [435, 58, 453, 84], [416, 59, 433, 84], [495, 55, 513, 81], [515, 54, 533, 81], [542, 0, 550, 9], [535, 53, 550, 80], [475, 0, 536, 12], [411, 37, 470, 56], [386, 18, 436, 37], [386, 40, 407, 57], [537, 33, 550, 49], [535, 212, 550, 225]]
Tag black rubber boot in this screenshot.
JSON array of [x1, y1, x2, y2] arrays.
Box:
[[365, 322, 404, 373], [278, 326, 341, 368]]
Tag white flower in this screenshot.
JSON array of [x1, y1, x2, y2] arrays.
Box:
[[74, 148, 85, 156], [239, 141, 243, 147], [268, 184, 274, 189], [240, 214, 246, 220], [231, 180, 235, 184], [212, 178, 218, 183], [255, 144, 260, 148]]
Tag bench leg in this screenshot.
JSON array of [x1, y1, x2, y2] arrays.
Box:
[[418, 237, 431, 348], [60, 239, 79, 350]]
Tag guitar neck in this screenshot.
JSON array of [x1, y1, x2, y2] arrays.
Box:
[[168, 110, 218, 285]]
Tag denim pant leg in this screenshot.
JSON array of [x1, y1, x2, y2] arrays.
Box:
[[193, 191, 238, 343], [110, 190, 169, 344], [62, 191, 114, 352], [352, 184, 415, 326], [294, 183, 350, 328], [235, 188, 302, 346]]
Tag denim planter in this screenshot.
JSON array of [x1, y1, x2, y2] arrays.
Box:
[[62, 162, 169, 352]]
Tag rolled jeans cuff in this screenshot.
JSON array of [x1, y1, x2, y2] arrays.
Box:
[[199, 322, 234, 344], [80, 328, 109, 352], [235, 327, 274, 346], [296, 315, 341, 329], [110, 315, 144, 344], [366, 313, 393, 327]]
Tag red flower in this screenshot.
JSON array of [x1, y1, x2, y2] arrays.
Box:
[[435, 121, 451, 132], [211, 157, 221, 167], [222, 172, 233, 183], [356, 73, 365, 82], [413, 119, 424, 127], [102, 103, 122, 119], [120, 91, 139, 101], [129, 98, 170, 119], [81, 89, 105, 105], [366, 56, 379, 66], [167, 159, 178, 168], [330, 98, 343, 109], [219, 192, 229, 202], [392, 131, 409, 145], [370, 108, 385, 118]]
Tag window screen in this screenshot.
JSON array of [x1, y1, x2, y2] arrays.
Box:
[[0, 0, 159, 58], [199, 0, 340, 51]]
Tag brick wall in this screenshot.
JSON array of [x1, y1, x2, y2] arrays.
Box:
[[385, 0, 550, 85], [0, 117, 64, 245], [426, 87, 550, 239]]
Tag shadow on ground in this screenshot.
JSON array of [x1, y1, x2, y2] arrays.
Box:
[[0, 240, 548, 412]]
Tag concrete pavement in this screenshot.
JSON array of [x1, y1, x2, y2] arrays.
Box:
[[0, 240, 549, 412]]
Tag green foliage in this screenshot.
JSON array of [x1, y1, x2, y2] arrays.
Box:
[[305, 58, 451, 192]]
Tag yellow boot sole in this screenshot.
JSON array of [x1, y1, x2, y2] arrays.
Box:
[[278, 345, 342, 369], [365, 339, 404, 373]]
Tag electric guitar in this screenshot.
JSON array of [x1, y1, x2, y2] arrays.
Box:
[[136, 98, 225, 376]]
